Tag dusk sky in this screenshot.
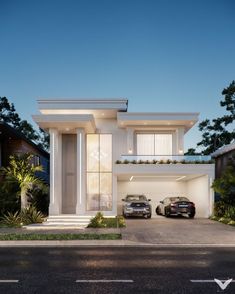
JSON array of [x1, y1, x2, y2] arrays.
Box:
[[0, 0, 234, 151]]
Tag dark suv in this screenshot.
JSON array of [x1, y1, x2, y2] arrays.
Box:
[[122, 195, 152, 218]]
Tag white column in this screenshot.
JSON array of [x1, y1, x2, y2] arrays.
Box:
[[49, 128, 62, 215], [176, 127, 185, 155], [76, 128, 86, 215]]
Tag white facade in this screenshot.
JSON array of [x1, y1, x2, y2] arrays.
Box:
[[33, 99, 215, 218]]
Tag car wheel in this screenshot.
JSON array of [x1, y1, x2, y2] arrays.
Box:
[[188, 213, 195, 218], [165, 208, 170, 217], [156, 207, 161, 215], [147, 214, 152, 219]]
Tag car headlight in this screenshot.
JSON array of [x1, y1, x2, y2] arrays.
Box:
[[125, 203, 132, 208]]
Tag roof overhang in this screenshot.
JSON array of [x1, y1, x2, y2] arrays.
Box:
[[32, 114, 96, 133], [37, 99, 128, 118], [117, 112, 199, 133]]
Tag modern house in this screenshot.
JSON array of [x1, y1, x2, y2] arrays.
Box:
[[0, 122, 49, 183], [33, 99, 215, 224]]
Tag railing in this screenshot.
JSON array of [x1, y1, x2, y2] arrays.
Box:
[[119, 155, 212, 163]]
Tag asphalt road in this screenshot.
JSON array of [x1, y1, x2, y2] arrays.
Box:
[[0, 247, 235, 294]]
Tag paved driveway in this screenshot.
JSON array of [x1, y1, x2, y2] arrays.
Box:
[[121, 216, 235, 245]]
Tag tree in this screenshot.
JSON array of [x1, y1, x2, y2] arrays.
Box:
[[212, 156, 235, 205], [0, 96, 21, 128], [0, 96, 49, 151], [0, 153, 45, 210], [196, 81, 235, 155]]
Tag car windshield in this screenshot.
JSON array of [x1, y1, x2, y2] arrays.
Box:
[[170, 197, 190, 202], [126, 195, 147, 202]]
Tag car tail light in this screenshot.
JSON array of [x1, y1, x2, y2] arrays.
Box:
[[190, 202, 195, 207], [171, 203, 177, 207]]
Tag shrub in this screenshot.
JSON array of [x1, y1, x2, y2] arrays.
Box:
[[224, 206, 235, 221], [228, 220, 235, 226], [213, 201, 228, 217], [20, 206, 44, 225], [87, 212, 106, 228], [1, 206, 44, 227], [1, 211, 22, 227], [87, 213, 126, 228], [218, 217, 230, 224], [123, 159, 130, 164], [115, 160, 121, 164], [131, 160, 137, 164]]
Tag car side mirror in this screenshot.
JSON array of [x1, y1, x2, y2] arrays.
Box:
[[148, 199, 151, 201], [160, 201, 163, 204]]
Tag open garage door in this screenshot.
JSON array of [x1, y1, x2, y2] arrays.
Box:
[[117, 174, 211, 218]]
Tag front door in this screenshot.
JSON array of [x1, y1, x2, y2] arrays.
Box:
[[62, 134, 77, 214]]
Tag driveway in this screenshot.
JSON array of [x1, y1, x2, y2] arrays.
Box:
[[121, 216, 235, 245]]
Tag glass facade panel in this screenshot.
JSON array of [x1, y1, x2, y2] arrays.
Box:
[[100, 173, 112, 211], [137, 134, 172, 155], [100, 134, 112, 172], [137, 134, 154, 155], [87, 135, 99, 172], [155, 134, 172, 155], [86, 134, 112, 211]]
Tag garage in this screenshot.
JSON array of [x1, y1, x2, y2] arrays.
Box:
[[117, 174, 212, 218]]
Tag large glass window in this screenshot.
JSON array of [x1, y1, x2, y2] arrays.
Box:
[[86, 134, 112, 211], [137, 134, 172, 155]]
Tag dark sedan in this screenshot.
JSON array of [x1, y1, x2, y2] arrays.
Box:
[[156, 196, 196, 218]]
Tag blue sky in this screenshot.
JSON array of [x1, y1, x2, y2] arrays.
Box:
[[0, 0, 234, 151]]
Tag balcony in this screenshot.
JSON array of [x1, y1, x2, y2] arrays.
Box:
[[116, 155, 213, 164]]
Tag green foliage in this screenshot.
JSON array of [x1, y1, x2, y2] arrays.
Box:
[[27, 185, 49, 215], [0, 96, 49, 151], [87, 212, 126, 228], [1, 211, 22, 227], [0, 233, 122, 241], [1, 207, 44, 227], [102, 216, 126, 228], [212, 157, 235, 205], [218, 217, 230, 224], [88, 212, 105, 228], [20, 206, 44, 225], [0, 153, 46, 210], [0, 182, 20, 217], [196, 81, 235, 154], [213, 201, 228, 217]]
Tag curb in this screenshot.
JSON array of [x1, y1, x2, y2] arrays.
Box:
[[1, 240, 235, 247]]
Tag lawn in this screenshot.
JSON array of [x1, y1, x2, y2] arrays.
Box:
[[0, 233, 122, 240]]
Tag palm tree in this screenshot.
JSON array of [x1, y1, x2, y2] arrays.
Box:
[[0, 153, 44, 210]]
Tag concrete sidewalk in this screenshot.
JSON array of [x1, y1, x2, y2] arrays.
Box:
[[1, 216, 235, 247]]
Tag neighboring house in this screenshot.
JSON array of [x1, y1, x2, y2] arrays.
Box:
[[211, 142, 235, 178], [0, 122, 49, 183], [33, 99, 214, 222]]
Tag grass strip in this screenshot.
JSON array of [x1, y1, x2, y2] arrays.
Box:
[[0, 233, 121, 241]]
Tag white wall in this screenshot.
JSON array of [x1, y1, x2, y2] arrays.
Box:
[[186, 175, 210, 218], [117, 181, 187, 215]]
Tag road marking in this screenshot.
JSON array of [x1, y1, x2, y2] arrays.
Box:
[[76, 279, 134, 283], [0, 280, 19, 283]]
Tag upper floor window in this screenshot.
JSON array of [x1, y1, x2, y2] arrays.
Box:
[[137, 134, 172, 155]]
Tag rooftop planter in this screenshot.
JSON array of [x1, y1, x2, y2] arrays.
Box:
[[115, 159, 214, 164]]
